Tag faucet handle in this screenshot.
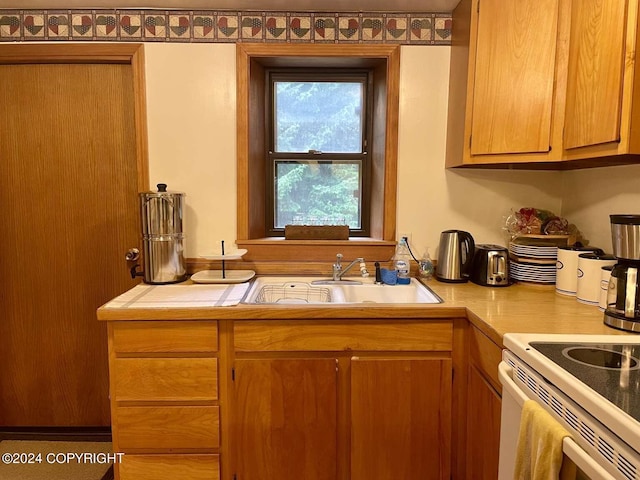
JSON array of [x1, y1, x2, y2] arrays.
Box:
[[359, 259, 369, 277]]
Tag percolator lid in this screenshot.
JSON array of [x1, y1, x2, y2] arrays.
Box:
[[139, 183, 185, 197], [610, 214, 640, 225]]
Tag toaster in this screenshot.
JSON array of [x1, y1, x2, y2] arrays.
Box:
[[470, 244, 510, 287]]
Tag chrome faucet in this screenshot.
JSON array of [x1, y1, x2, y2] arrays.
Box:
[[332, 254, 369, 281]]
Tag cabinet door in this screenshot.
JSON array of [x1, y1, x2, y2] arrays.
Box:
[[233, 358, 338, 480], [465, 364, 501, 480], [350, 358, 452, 480], [564, 0, 627, 149], [470, 0, 559, 155]]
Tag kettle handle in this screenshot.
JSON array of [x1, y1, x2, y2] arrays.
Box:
[[459, 231, 475, 277]]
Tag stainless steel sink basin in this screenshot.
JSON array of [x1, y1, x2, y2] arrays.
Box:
[[243, 276, 442, 304]]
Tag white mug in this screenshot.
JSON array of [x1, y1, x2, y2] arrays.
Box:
[[556, 246, 603, 296], [599, 265, 614, 311], [577, 253, 617, 305]]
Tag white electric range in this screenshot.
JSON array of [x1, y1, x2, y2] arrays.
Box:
[[499, 333, 640, 480]]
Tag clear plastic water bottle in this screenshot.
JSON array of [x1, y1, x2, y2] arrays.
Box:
[[394, 237, 412, 285]]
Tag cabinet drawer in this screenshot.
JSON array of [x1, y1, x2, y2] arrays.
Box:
[[113, 357, 218, 402], [234, 320, 453, 352], [111, 321, 217, 353], [118, 454, 219, 480], [115, 406, 219, 450]]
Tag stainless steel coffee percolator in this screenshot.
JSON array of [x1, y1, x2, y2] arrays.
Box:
[[126, 183, 187, 284]]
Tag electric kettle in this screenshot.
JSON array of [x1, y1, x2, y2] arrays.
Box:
[[436, 230, 475, 283]]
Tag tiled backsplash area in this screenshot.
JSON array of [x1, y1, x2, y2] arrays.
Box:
[[0, 9, 451, 44]]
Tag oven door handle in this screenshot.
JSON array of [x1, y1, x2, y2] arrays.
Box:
[[498, 362, 617, 480]]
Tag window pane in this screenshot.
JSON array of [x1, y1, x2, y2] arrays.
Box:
[[274, 161, 361, 229], [275, 82, 363, 153]]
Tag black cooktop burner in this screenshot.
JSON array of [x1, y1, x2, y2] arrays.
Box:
[[531, 342, 640, 423], [563, 346, 640, 370]]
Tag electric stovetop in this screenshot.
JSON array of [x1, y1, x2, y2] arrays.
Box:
[[530, 342, 640, 423], [503, 333, 640, 455]]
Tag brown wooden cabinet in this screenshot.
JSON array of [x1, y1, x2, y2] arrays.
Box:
[[101, 311, 482, 480], [350, 357, 452, 480], [108, 321, 221, 480], [231, 319, 453, 480], [446, 0, 567, 167], [447, 0, 640, 168], [562, 0, 640, 161], [464, 325, 503, 480], [233, 357, 339, 480], [469, 0, 560, 157]]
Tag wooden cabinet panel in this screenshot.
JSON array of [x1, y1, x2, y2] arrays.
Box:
[[119, 454, 220, 480], [234, 320, 452, 352], [112, 321, 218, 353], [233, 358, 338, 480], [113, 357, 218, 402], [564, 0, 627, 149], [115, 406, 219, 450], [470, 0, 559, 155], [350, 358, 452, 480], [468, 326, 503, 393], [465, 364, 501, 480]]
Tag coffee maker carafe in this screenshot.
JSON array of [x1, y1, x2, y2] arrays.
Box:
[[604, 214, 640, 332]]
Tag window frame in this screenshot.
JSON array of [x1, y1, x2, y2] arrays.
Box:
[[265, 68, 374, 236], [235, 44, 400, 266]]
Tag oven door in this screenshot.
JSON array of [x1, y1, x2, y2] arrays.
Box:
[[498, 361, 616, 480]]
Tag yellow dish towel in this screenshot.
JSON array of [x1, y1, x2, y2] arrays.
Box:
[[514, 400, 576, 480]]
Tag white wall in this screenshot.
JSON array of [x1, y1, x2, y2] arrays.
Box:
[[560, 165, 640, 252], [142, 43, 573, 259], [145, 43, 237, 257]]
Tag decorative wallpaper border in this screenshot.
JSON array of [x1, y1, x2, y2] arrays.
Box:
[[0, 9, 451, 44]]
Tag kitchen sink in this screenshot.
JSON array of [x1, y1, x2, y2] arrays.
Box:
[[246, 279, 345, 304], [243, 276, 442, 304], [338, 279, 442, 304]]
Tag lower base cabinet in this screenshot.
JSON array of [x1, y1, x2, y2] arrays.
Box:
[[464, 326, 503, 479], [350, 358, 452, 480], [234, 358, 338, 480], [465, 364, 501, 479], [118, 454, 220, 480], [231, 320, 454, 480], [107, 321, 220, 480], [104, 316, 472, 480]]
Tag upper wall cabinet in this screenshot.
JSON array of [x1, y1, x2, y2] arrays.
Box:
[[470, 0, 559, 156], [446, 0, 640, 168]]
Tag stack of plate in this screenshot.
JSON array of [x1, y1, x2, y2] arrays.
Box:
[[509, 236, 565, 284]]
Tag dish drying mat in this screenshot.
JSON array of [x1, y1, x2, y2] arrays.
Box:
[[103, 283, 250, 308]]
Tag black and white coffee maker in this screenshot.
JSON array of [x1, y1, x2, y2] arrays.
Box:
[[604, 214, 640, 332]]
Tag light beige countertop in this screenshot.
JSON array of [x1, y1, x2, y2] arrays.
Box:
[[423, 280, 626, 346], [97, 277, 630, 348]]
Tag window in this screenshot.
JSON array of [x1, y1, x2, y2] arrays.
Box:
[[266, 70, 372, 236], [236, 44, 400, 264]]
